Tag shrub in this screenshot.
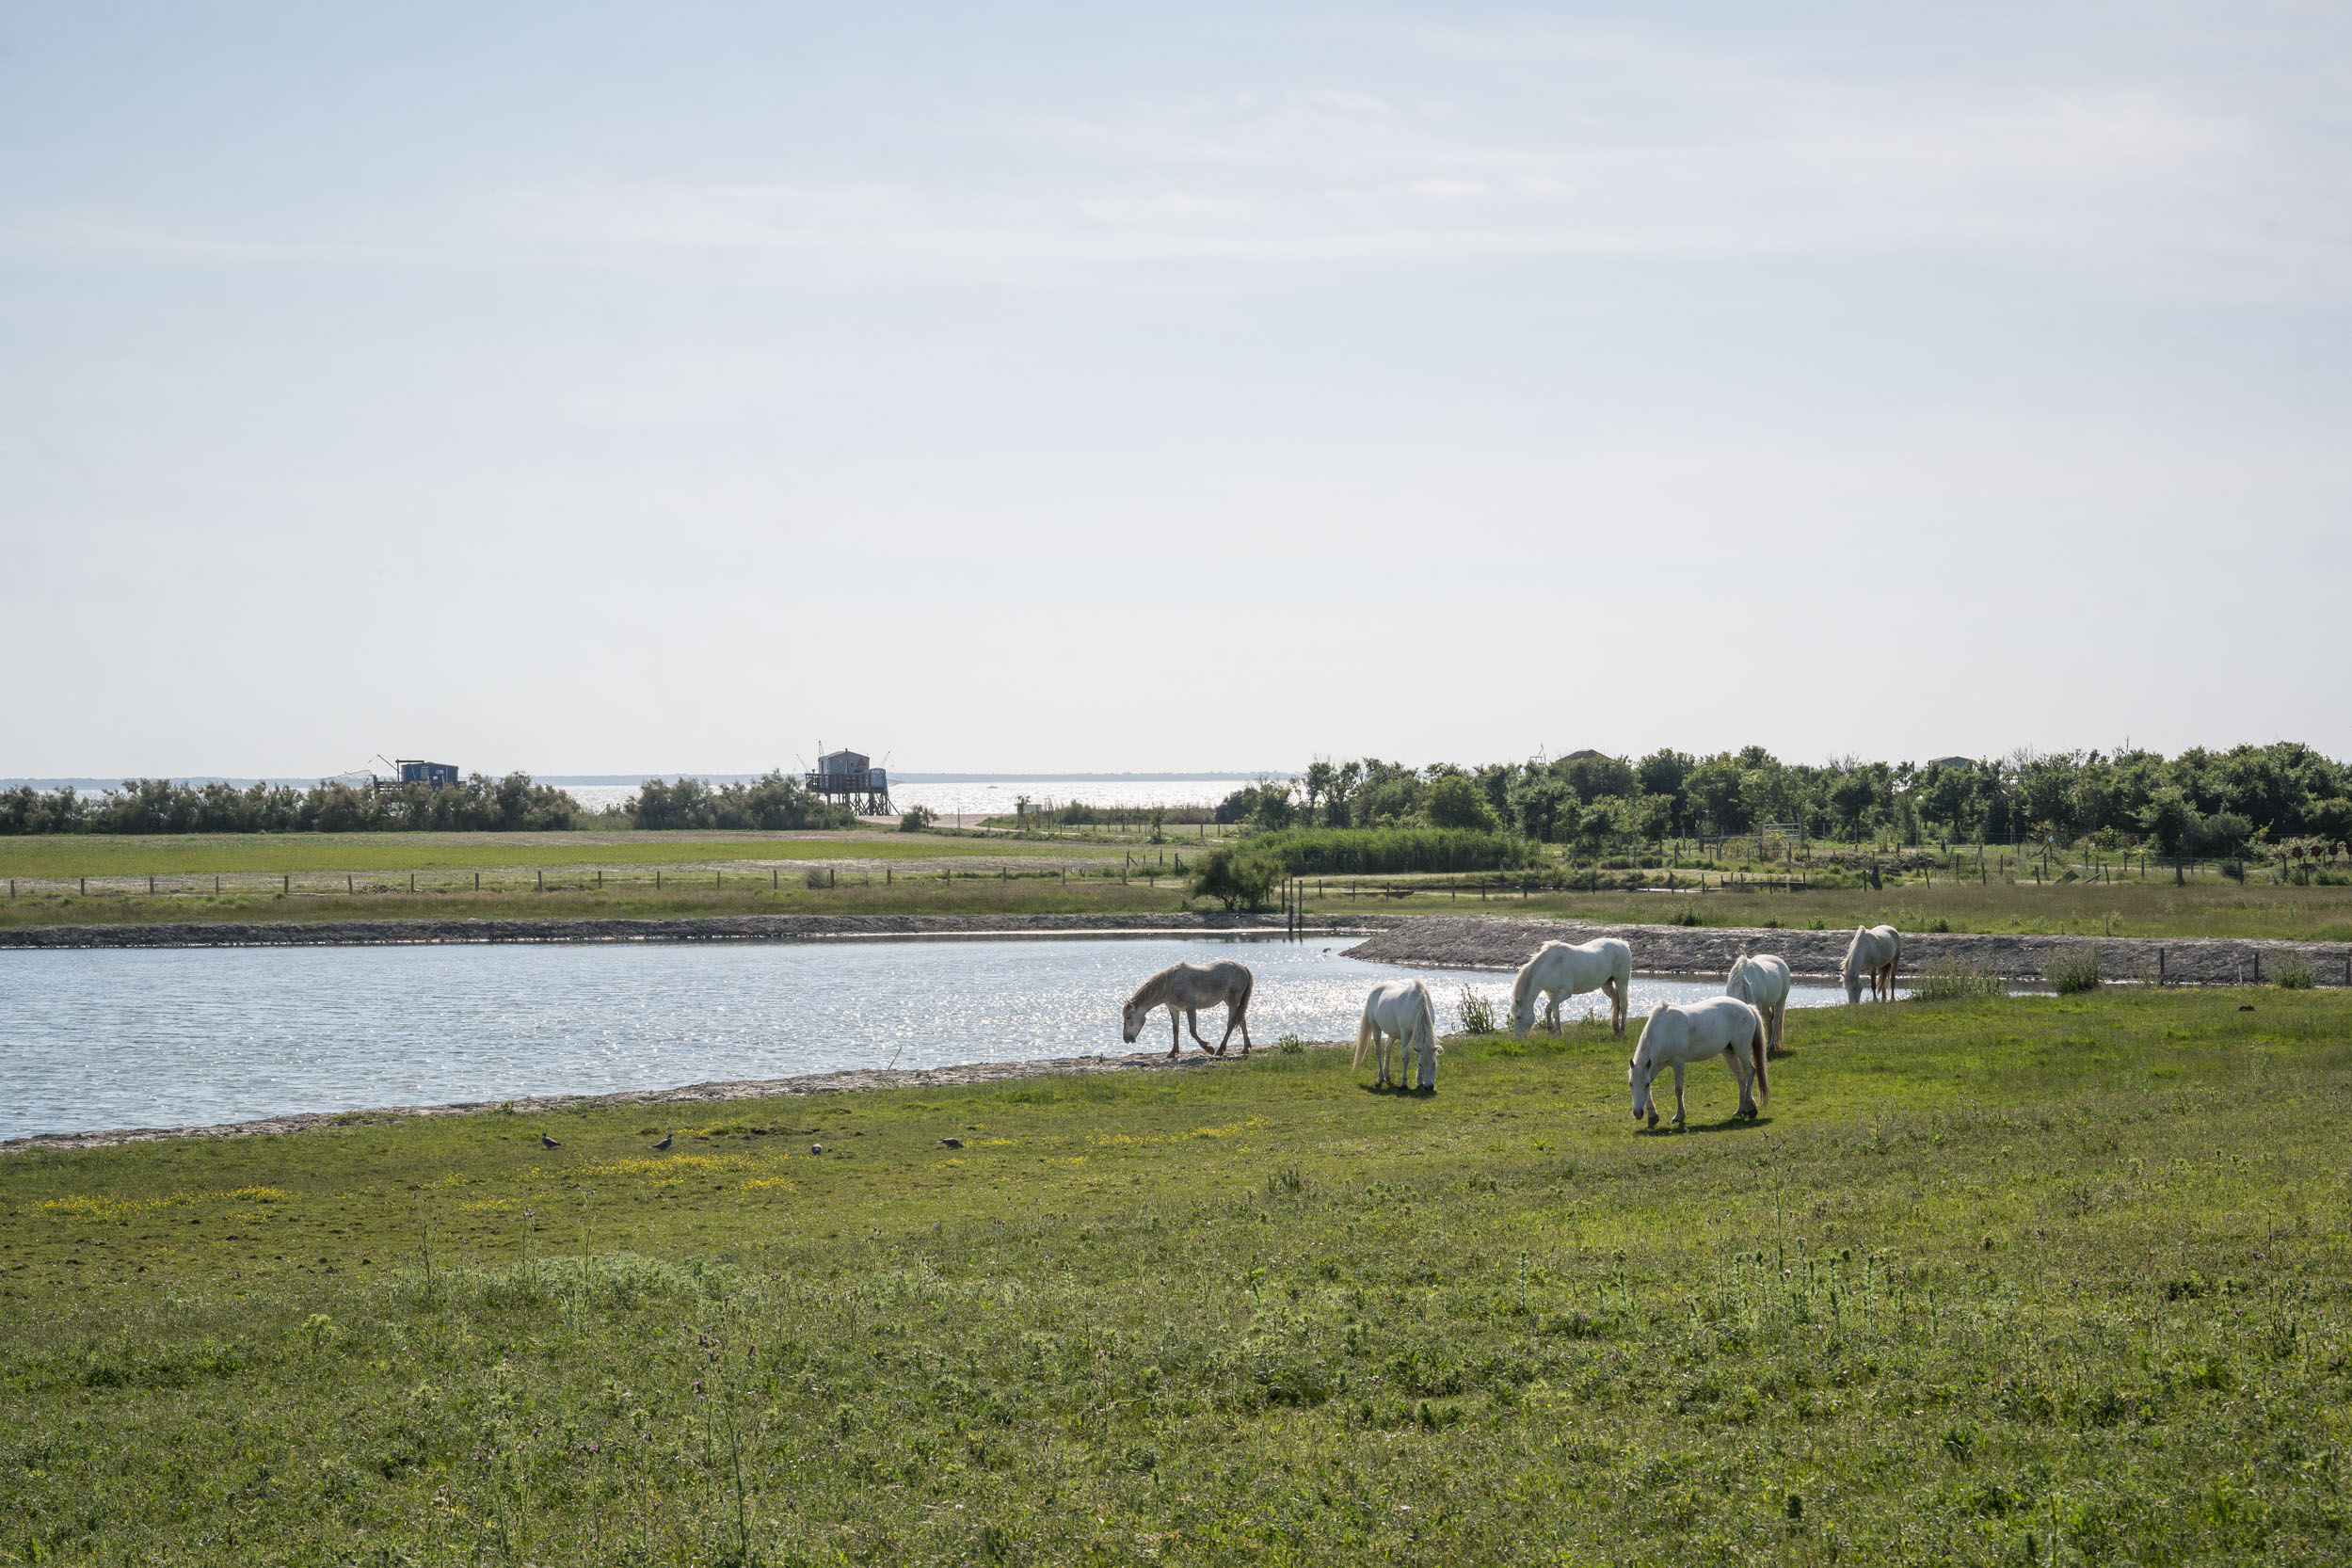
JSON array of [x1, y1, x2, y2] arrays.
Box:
[[2048, 947, 2104, 994], [1912, 962, 2003, 1001], [1247, 827, 1532, 876], [1424, 775, 1500, 831], [632, 773, 850, 832], [899, 806, 937, 833], [1190, 845, 1280, 911], [2273, 955, 2314, 990], [1456, 987, 1498, 1035]]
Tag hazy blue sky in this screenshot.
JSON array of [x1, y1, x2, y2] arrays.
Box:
[[5, 3, 2346, 777]]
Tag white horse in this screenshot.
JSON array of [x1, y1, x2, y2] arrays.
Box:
[[1511, 937, 1634, 1038], [1840, 925, 1901, 1003], [1353, 980, 1441, 1090], [1725, 952, 1792, 1055], [1629, 998, 1768, 1129], [1122, 960, 1256, 1058]]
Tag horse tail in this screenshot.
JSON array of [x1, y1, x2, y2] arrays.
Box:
[[1353, 1000, 1376, 1070], [1749, 1004, 1769, 1105]]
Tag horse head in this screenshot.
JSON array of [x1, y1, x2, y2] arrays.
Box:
[[1628, 1004, 1668, 1126], [1508, 993, 1538, 1037], [1120, 999, 1148, 1044]]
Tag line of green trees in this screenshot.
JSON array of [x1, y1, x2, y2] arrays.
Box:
[[1218, 742, 2352, 856], [0, 768, 858, 836], [627, 774, 852, 832], [0, 775, 583, 835]]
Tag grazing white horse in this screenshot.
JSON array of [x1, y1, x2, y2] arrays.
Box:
[[1511, 937, 1634, 1038], [1841, 925, 1902, 1003], [1629, 998, 1768, 1128], [1122, 960, 1256, 1058], [1725, 952, 1793, 1055], [1353, 980, 1441, 1091]]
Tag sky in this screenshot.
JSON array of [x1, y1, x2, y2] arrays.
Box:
[[3, 2, 2347, 779]]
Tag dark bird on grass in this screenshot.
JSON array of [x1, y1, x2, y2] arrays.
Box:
[[810, 1143, 824, 1155], [652, 1132, 673, 1151], [540, 1132, 561, 1148], [940, 1137, 963, 1149]]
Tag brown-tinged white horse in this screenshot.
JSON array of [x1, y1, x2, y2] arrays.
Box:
[[1122, 960, 1256, 1058]]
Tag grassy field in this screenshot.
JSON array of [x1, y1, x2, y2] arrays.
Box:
[[0, 830, 1138, 879], [9, 839, 2352, 940], [0, 875, 1205, 931], [6, 989, 2349, 1563], [1300, 879, 2352, 942]]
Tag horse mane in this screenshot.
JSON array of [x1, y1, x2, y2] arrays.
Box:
[[1126, 965, 1178, 1011], [1510, 946, 1548, 1010]]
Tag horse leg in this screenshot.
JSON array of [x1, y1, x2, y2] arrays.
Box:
[[1187, 1008, 1214, 1052], [1166, 1008, 1181, 1060], [1730, 1046, 1756, 1119], [1607, 978, 1625, 1037], [1237, 1009, 1253, 1056], [1671, 1062, 1688, 1128]]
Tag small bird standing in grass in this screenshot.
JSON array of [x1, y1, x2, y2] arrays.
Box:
[[652, 1133, 673, 1151], [540, 1132, 561, 1148]]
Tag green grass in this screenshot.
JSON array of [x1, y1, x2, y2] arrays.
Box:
[[1299, 878, 2352, 942], [0, 874, 1206, 931], [0, 830, 1124, 879], [6, 990, 2350, 1563]]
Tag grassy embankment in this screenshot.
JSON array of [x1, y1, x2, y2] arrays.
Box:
[[0, 833, 1198, 930], [7, 831, 2352, 939], [6, 989, 2349, 1563], [1298, 879, 2352, 943]]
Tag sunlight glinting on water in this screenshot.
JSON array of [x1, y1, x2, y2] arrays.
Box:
[[0, 936, 1871, 1140]]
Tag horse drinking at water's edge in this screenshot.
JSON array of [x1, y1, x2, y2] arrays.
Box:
[[1122, 961, 1256, 1058], [1511, 937, 1634, 1037], [1629, 997, 1768, 1129], [1353, 979, 1441, 1091], [1841, 925, 1902, 1003]]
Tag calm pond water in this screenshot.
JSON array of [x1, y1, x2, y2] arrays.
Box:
[[0, 936, 1869, 1140]]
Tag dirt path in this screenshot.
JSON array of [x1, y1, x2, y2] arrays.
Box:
[[1345, 916, 2352, 986]]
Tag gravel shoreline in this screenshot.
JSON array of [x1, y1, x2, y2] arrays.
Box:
[[1346, 916, 2352, 987]]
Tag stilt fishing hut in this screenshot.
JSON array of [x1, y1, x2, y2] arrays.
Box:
[[804, 747, 892, 815]]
